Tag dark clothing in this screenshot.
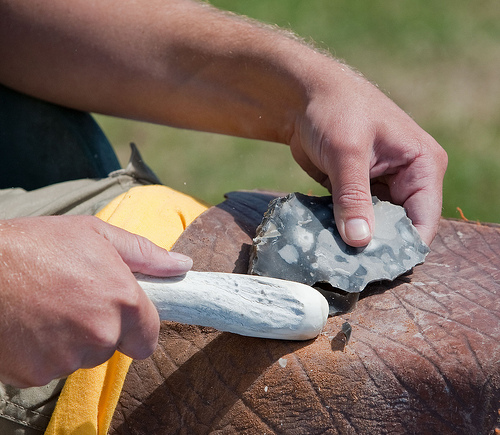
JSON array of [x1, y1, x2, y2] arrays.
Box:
[[0, 84, 121, 190]]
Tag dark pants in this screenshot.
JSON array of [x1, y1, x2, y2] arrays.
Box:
[[0, 84, 121, 190]]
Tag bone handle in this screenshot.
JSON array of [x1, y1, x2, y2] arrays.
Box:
[[136, 271, 329, 341]]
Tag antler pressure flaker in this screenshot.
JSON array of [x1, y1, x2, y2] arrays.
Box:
[[136, 271, 329, 341]]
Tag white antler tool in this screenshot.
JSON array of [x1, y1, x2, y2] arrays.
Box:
[[136, 271, 329, 341]]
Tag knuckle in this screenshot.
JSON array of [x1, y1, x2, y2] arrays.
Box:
[[417, 133, 448, 164], [76, 316, 122, 355], [79, 214, 103, 229], [127, 342, 156, 361], [118, 333, 157, 360], [334, 183, 372, 208], [435, 145, 448, 171], [417, 136, 448, 176], [135, 234, 154, 258], [90, 325, 121, 351]]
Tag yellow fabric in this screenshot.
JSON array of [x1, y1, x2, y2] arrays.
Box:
[[45, 185, 209, 435]]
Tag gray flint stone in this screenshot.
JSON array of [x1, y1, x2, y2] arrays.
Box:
[[249, 193, 429, 314]]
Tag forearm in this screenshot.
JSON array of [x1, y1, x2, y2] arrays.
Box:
[[0, 0, 447, 248], [0, 0, 338, 143]]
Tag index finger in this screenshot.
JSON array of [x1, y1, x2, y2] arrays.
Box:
[[387, 149, 448, 246]]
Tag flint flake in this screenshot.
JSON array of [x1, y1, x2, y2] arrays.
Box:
[[249, 193, 429, 314]]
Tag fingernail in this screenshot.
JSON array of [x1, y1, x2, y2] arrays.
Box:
[[345, 218, 370, 242], [169, 251, 193, 265]]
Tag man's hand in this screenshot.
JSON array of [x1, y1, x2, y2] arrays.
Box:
[[289, 62, 448, 247], [0, 215, 192, 387]]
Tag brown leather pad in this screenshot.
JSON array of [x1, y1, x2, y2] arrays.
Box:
[[110, 191, 500, 434]]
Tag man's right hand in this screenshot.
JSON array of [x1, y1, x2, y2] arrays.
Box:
[[0, 215, 192, 388]]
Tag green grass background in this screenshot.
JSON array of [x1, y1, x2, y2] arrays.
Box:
[[95, 0, 500, 223]]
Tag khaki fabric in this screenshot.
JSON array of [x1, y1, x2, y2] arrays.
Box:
[[0, 145, 160, 434], [0, 144, 160, 219], [0, 381, 66, 435]]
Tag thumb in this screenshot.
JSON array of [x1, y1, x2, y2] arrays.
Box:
[[330, 157, 374, 248], [98, 222, 193, 276]]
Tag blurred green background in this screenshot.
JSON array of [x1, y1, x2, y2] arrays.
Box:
[[95, 0, 500, 223]]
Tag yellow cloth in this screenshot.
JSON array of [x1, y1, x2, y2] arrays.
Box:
[[45, 185, 209, 435]]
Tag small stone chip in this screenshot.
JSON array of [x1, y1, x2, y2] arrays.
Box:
[[278, 358, 288, 368]]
